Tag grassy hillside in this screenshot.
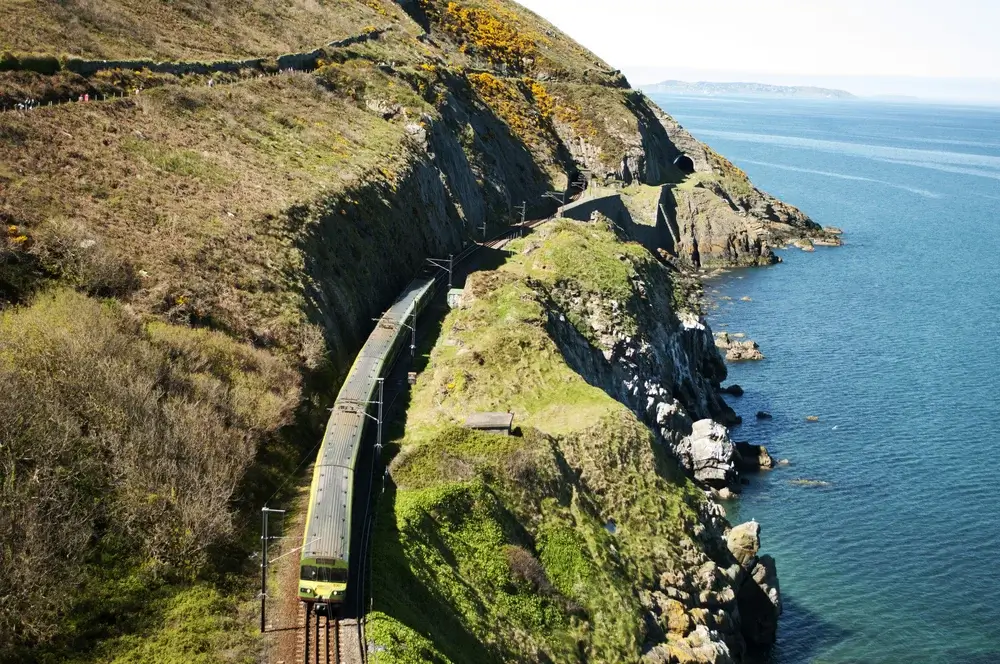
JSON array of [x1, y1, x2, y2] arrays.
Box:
[[0, 0, 806, 660], [370, 221, 710, 662], [0, 0, 408, 60]]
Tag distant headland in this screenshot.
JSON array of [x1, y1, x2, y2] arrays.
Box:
[[642, 80, 856, 99]]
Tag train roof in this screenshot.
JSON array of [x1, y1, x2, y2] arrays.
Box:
[[301, 274, 438, 566], [303, 463, 351, 561]]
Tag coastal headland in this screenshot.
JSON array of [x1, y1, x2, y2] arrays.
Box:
[[0, 0, 837, 661]]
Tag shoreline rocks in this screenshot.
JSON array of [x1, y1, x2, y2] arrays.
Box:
[[714, 332, 764, 362], [724, 521, 782, 647], [734, 441, 775, 470], [676, 419, 739, 489], [727, 341, 764, 362]]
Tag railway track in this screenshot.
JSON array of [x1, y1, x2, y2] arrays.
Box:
[[291, 216, 551, 664], [297, 603, 366, 664]]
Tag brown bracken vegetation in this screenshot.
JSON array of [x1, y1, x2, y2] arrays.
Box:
[[0, 290, 298, 653]]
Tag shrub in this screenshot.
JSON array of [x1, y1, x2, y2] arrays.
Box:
[[504, 545, 553, 593], [421, 0, 536, 72], [0, 51, 17, 72], [16, 54, 61, 75], [27, 217, 142, 298], [0, 289, 299, 655]]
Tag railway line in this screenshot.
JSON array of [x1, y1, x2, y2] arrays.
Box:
[[296, 604, 367, 664], [288, 217, 550, 664]]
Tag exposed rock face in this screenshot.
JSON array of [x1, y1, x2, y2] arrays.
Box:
[[676, 419, 739, 489], [726, 521, 761, 566], [734, 441, 776, 470], [520, 220, 781, 660], [727, 342, 763, 362], [644, 511, 783, 663], [645, 103, 841, 267], [725, 522, 782, 647], [753, 555, 782, 615]]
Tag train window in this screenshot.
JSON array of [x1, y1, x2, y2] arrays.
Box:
[[300, 565, 348, 582]]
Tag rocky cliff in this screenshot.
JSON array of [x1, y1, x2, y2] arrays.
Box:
[[376, 219, 780, 662], [1, 0, 811, 660]]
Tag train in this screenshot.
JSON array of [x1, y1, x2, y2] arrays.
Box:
[[298, 274, 438, 611]]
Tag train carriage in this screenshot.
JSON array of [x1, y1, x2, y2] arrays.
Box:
[[298, 275, 437, 609]]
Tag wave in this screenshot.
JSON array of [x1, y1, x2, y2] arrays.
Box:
[[737, 159, 944, 198], [689, 129, 1000, 170], [872, 158, 1000, 182]]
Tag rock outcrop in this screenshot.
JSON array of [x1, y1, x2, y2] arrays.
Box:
[[676, 419, 739, 489], [715, 332, 764, 362], [726, 521, 761, 566], [726, 522, 782, 646], [734, 441, 776, 470]]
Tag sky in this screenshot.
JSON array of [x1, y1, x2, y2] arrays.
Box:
[[515, 0, 1000, 103]]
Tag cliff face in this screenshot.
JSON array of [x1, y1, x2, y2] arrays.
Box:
[[1, 0, 808, 660], [377, 219, 780, 662]]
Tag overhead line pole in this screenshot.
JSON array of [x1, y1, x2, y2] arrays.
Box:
[[259, 507, 285, 633], [426, 255, 454, 288]]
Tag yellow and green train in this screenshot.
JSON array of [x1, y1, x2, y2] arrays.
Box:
[[298, 275, 437, 610]]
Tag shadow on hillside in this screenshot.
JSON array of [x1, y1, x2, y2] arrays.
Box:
[[293, 69, 560, 385], [368, 481, 504, 664]]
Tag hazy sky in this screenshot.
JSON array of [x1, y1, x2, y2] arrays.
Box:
[[516, 0, 1000, 102]]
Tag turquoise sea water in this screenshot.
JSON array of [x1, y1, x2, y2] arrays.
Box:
[[648, 94, 1000, 663]]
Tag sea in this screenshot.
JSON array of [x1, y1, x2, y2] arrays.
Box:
[[647, 93, 1000, 663]]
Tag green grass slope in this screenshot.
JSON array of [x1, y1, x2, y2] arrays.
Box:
[[369, 220, 711, 662], [0, 1, 800, 660]]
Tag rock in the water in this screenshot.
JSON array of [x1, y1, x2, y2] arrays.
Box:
[[720, 384, 744, 397], [725, 340, 764, 362], [793, 238, 815, 252], [777, 458, 790, 466], [725, 521, 760, 567], [676, 419, 739, 489], [714, 331, 732, 349], [733, 441, 775, 470], [805, 415, 820, 422], [737, 561, 780, 647], [755, 411, 772, 420], [752, 555, 782, 615], [790, 478, 830, 487]]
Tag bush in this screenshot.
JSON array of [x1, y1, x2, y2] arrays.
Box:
[[504, 545, 553, 593], [16, 54, 61, 75], [0, 289, 299, 656], [27, 217, 141, 297], [0, 51, 18, 72]]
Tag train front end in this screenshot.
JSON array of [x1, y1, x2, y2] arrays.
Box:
[[299, 558, 348, 606]]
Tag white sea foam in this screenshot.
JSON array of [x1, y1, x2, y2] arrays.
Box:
[[690, 129, 1000, 170], [737, 159, 943, 199], [871, 157, 1000, 182]]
